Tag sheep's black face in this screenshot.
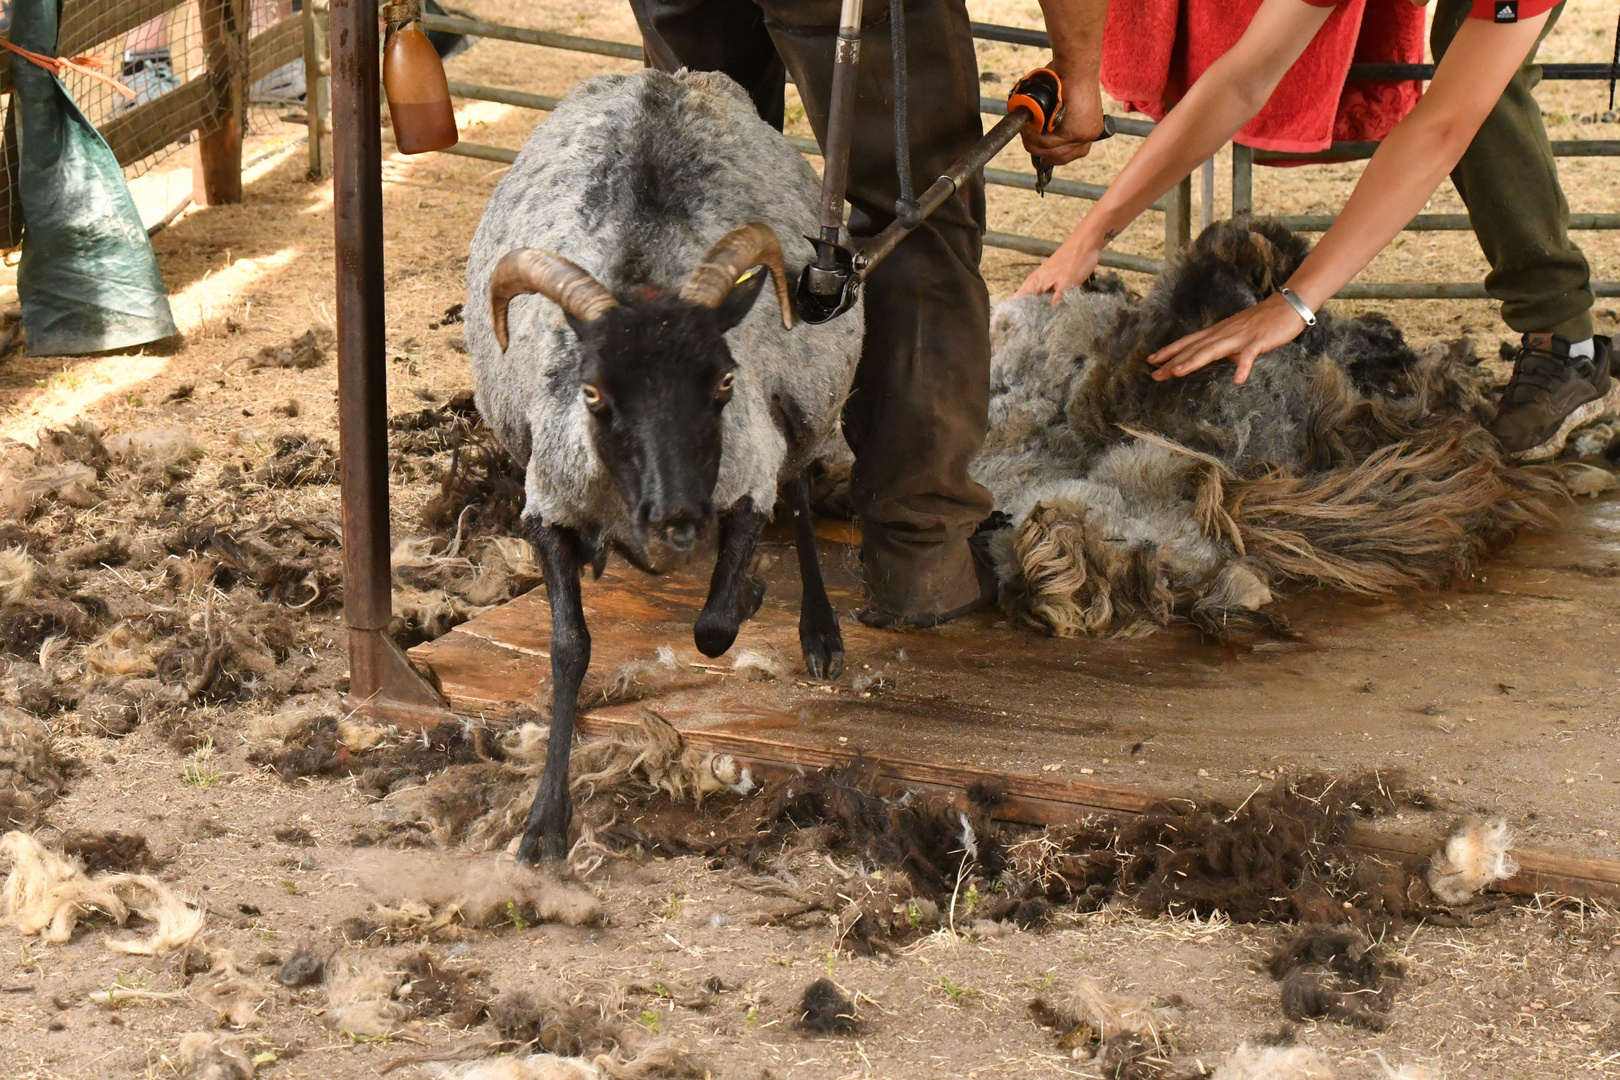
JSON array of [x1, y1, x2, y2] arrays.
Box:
[[567, 283, 763, 572]]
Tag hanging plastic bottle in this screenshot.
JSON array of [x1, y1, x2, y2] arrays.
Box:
[[382, 0, 458, 154]]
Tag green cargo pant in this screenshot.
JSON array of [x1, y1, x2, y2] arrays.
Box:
[[1431, 0, 1593, 341]]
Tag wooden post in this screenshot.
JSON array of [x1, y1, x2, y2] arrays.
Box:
[[1164, 173, 1191, 259], [305, 0, 332, 179], [1232, 142, 1254, 215], [193, 0, 247, 205]]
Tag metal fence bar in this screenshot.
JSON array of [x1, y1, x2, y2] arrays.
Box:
[[968, 20, 1619, 82], [445, 80, 1169, 211], [984, 230, 1163, 274], [982, 165, 1168, 212], [977, 94, 1156, 136], [1165, 174, 1192, 256], [1340, 281, 1620, 299], [1257, 140, 1620, 162], [1199, 157, 1215, 231], [307, 0, 333, 179], [970, 21, 1048, 47], [421, 16, 1167, 136], [1339, 61, 1619, 81], [426, 140, 1620, 298], [1283, 212, 1620, 231], [428, 138, 522, 164], [1232, 143, 1253, 214], [447, 80, 561, 113], [423, 12, 1618, 169], [419, 13, 643, 60], [431, 17, 1620, 296]]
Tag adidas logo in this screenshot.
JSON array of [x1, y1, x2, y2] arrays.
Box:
[[1494, 1, 1518, 21]]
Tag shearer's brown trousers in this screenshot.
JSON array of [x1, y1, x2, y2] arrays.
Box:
[[628, 0, 995, 619]]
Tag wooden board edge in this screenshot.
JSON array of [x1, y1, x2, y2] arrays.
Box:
[[396, 703, 1620, 904], [577, 708, 1165, 815], [577, 709, 1620, 902]]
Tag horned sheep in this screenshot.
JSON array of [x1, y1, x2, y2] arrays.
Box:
[[464, 69, 863, 861]]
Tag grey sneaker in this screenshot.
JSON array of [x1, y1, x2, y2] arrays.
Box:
[[1490, 334, 1619, 461]]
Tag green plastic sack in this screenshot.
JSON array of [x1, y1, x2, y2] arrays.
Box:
[[13, 0, 177, 356]]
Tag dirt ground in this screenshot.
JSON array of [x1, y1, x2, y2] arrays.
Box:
[[3, 1, 1620, 1077]]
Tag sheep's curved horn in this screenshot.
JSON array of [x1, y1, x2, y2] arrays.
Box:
[[680, 222, 793, 330], [490, 249, 618, 350]]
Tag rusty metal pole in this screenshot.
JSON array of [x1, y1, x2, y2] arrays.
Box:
[[331, 0, 451, 726]]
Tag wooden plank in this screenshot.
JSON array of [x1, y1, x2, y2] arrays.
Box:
[[409, 534, 1620, 905], [411, 629, 543, 715], [578, 704, 1166, 818], [1345, 829, 1620, 900], [61, 0, 191, 56], [570, 704, 1620, 901], [99, 75, 216, 167], [248, 15, 305, 86]]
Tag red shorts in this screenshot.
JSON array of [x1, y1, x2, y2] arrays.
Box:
[[1302, 0, 1556, 18]]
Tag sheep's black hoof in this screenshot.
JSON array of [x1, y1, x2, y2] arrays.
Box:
[[694, 611, 741, 658], [739, 577, 767, 622], [517, 815, 571, 865], [800, 615, 844, 680]]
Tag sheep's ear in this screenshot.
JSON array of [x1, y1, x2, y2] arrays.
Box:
[[713, 265, 769, 334]]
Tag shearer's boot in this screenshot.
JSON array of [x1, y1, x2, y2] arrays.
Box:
[[1490, 334, 1619, 461], [856, 515, 1004, 629]]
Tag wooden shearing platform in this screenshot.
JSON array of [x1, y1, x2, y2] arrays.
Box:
[[411, 508, 1620, 902]]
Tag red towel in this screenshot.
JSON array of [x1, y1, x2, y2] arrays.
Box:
[[1101, 0, 1424, 155]]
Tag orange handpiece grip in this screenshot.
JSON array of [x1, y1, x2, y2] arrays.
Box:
[[1007, 67, 1064, 134]]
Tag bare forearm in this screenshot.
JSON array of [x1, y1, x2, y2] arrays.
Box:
[[1037, 0, 1109, 81], [1283, 113, 1469, 308], [1073, 0, 1329, 248], [1023, 0, 1110, 165], [1285, 15, 1548, 309], [1076, 59, 1269, 245]]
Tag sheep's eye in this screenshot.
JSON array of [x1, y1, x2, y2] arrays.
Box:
[[581, 384, 603, 408], [717, 372, 735, 397]]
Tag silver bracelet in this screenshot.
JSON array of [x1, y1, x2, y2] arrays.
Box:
[[1278, 287, 1317, 328]]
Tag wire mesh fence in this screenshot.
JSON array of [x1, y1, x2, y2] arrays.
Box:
[[63, 0, 221, 176], [0, 0, 309, 248]]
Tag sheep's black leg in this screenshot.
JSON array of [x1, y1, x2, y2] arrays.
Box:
[[694, 497, 768, 658], [789, 474, 844, 679], [517, 518, 590, 864]]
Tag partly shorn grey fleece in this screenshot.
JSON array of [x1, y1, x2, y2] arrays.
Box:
[[464, 69, 863, 547], [976, 286, 1271, 636], [972, 220, 1564, 638]]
